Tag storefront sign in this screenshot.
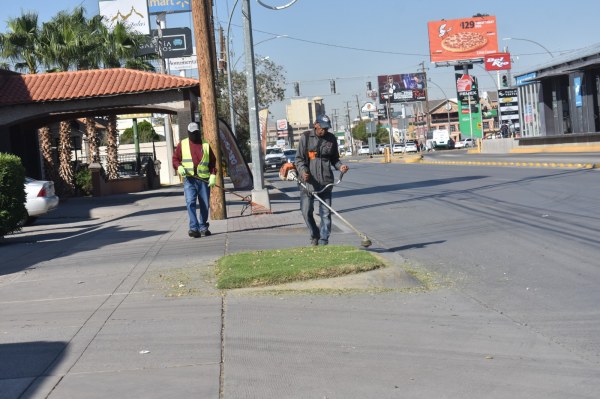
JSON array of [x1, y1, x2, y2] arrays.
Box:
[[515, 72, 537, 86]]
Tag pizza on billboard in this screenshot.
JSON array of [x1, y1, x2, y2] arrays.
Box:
[[484, 52, 511, 71], [428, 16, 498, 63]]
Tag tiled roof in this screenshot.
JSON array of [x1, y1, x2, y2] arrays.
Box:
[[0, 68, 199, 106]]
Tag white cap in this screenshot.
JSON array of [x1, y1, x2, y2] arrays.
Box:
[[187, 122, 200, 132]]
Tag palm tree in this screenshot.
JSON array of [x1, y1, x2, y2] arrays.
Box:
[[38, 126, 56, 182], [0, 12, 59, 185], [0, 12, 42, 73], [86, 118, 100, 164], [105, 116, 119, 180], [57, 121, 75, 195]]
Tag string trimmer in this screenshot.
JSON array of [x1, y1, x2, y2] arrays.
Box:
[[279, 163, 372, 248]]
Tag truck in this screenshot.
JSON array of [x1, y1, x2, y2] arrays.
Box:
[[431, 129, 453, 149]]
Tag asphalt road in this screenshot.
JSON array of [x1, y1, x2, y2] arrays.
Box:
[[273, 158, 600, 364]]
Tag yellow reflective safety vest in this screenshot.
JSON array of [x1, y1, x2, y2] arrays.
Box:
[[180, 138, 210, 179]]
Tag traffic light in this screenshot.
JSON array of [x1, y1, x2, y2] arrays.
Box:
[[330, 79, 336, 94], [366, 81, 372, 91], [501, 75, 509, 88], [293, 82, 300, 96]]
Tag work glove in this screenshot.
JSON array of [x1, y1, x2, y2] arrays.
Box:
[[208, 174, 216, 188], [177, 165, 186, 177]]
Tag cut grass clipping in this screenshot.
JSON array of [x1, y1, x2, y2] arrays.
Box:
[[216, 245, 384, 289]]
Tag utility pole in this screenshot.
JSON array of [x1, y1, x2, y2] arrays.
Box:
[[191, 0, 226, 219], [420, 61, 431, 143]]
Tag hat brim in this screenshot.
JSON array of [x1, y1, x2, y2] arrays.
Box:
[[317, 122, 331, 129]]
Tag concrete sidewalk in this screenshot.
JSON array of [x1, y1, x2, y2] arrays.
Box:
[[1, 176, 599, 398]]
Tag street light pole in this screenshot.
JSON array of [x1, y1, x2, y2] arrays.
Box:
[[242, 0, 270, 210], [427, 79, 451, 136], [226, 0, 240, 137], [502, 37, 554, 58]]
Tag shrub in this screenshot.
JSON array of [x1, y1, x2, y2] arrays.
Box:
[[74, 164, 92, 196], [0, 153, 27, 237]]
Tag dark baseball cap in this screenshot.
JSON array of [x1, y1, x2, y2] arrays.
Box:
[[315, 114, 331, 129]]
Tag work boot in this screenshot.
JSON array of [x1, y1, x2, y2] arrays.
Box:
[[310, 238, 319, 246], [188, 230, 201, 238], [201, 229, 212, 237]]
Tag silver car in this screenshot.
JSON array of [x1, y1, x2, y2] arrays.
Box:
[[24, 177, 59, 225]]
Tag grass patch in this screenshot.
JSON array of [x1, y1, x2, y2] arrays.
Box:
[[215, 245, 385, 289]]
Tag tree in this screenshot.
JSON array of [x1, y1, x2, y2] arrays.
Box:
[[351, 120, 368, 143], [216, 56, 286, 160], [119, 120, 164, 144], [0, 12, 42, 73], [38, 6, 156, 188], [105, 116, 119, 180]]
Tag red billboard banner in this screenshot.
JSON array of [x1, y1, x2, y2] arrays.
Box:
[[484, 52, 511, 71], [428, 16, 498, 63]]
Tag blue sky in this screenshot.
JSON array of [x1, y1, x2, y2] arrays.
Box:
[[3, 0, 600, 124]]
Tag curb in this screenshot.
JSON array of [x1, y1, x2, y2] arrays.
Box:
[[419, 160, 599, 169]]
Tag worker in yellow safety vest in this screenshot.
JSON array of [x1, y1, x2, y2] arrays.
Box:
[[172, 122, 217, 238]]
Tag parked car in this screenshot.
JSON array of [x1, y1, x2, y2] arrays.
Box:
[[378, 144, 390, 154], [404, 140, 418, 153], [23, 177, 59, 225], [392, 143, 405, 153], [264, 147, 287, 171], [283, 149, 297, 163], [455, 138, 475, 149], [358, 145, 371, 155]]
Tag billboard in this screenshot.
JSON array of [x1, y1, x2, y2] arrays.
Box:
[[428, 16, 498, 63], [148, 0, 191, 14], [99, 0, 150, 35], [377, 73, 426, 104], [484, 52, 511, 71]]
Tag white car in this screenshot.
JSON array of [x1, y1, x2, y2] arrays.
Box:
[[455, 138, 475, 149], [392, 143, 405, 153], [358, 145, 371, 155], [24, 177, 59, 225], [404, 141, 418, 153]]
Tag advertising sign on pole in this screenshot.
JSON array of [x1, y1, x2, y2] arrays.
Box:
[[427, 16, 498, 63], [168, 55, 197, 70], [456, 73, 482, 138], [139, 27, 193, 58], [377, 73, 426, 104], [484, 52, 511, 71], [498, 88, 520, 130], [99, 0, 150, 35], [276, 119, 288, 131], [148, 0, 191, 14]]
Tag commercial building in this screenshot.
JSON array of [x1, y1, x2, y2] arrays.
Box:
[[514, 43, 600, 147]]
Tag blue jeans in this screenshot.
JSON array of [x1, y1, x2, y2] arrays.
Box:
[[183, 176, 210, 232], [300, 188, 332, 245]]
